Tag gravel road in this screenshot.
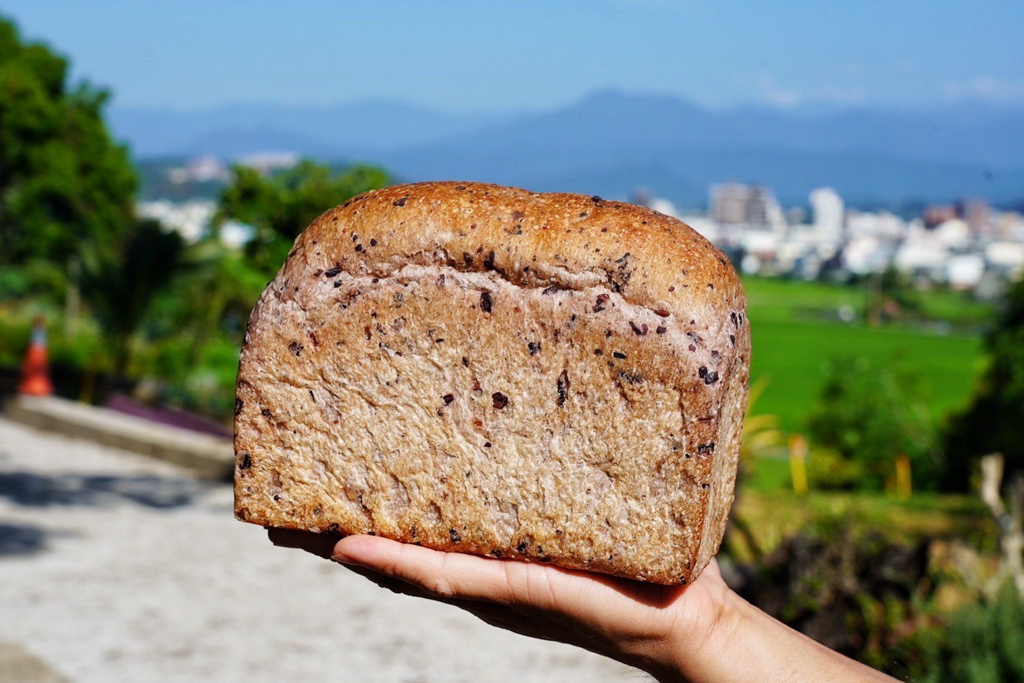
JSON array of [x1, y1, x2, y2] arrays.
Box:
[[0, 417, 640, 683]]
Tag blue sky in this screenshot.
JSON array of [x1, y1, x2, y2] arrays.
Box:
[[4, 1, 1023, 112]]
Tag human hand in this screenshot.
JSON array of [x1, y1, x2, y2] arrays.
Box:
[[268, 529, 733, 682], [270, 529, 900, 682]]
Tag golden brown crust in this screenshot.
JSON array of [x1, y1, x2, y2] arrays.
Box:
[[292, 182, 744, 337], [234, 181, 749, 584]]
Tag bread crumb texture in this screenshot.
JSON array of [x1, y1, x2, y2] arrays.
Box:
[[234, 182, 750, 584]]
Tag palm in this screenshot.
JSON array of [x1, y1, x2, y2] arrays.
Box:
[[450, 556, 727, 663], [268, 530, 729, 670]]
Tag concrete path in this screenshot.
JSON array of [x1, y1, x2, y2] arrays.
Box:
[[0, 417, 639, 683]]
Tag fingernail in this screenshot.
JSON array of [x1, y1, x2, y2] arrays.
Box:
[[331, 550, 362, 566]]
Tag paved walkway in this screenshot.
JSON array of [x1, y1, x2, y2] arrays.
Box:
[[0, 417, 637, 682]]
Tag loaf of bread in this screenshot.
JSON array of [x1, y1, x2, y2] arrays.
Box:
[[234, 181, 750, 584]]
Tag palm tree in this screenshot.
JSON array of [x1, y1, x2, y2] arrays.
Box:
[[79, 219, 187, 376]]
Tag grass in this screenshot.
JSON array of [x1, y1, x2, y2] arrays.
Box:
[[727, 279, 996, 550], [742, 277, 988, 434], [728, 485, 997, 561], [743, 455, 793, 493]]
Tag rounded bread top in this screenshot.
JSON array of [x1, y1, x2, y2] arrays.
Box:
[[282, 181, 746, 320]]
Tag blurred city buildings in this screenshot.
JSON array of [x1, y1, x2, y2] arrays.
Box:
[[136, 200, 252, 249], [679, 183, 1023, 295], [145, 158, 1024, 297]]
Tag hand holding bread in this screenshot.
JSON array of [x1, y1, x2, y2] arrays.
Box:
[[242, 181, 898, 682], [269, 528, 898, 683]]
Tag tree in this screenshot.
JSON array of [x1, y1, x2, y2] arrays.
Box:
[[865, 266, 922, 327], [78, 220, 187, 376], [214, 160, 390, 274], [806, 355, 941, 490], [0, 16, 136, 269], [944, 278, 1024, 490], [146, 237, 268, 364]]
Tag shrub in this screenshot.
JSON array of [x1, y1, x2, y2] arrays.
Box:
[[805, 446, 867, 490], [896, 582, 1024, 682], [807, 355, 942, 490], [739, 517, 929, 669], [944, 277, 1024, 491]]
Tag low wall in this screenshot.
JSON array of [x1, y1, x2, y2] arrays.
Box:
[[2, 395, 233, 481]]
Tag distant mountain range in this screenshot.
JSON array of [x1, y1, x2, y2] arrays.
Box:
[[113, 90, 1024, 208]]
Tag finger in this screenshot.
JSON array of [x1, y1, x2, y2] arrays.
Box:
[[268, 531, 512, 616], [337, 552, 553, 640], [343, 562, 437, 600], [333, 535, 572, 609]]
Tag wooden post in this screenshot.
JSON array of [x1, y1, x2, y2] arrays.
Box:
[[979, 454, 1024, 600], [896, 454, 912, 500], [789, 434, 808, 497]]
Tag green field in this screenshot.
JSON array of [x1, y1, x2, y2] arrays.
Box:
[[743, 278, 988, 433]]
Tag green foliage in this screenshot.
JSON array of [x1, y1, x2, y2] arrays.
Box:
[[0, 266, 31, 300], [944, 278, 1024, 490], [805, 446, 868, 490], [898, 583, 1024, 683], [739, 517, 930, 669], [145, 238, 266, 343], [806, 355, 941, 490], [78, 219, 187, 375], [0, 310, 108, 375], [0, 314, 32, 367], [139, 333, 242, 418], [136, 237, 267, 411], [215, 160, 390, 274], [0, 16, 136, 272]]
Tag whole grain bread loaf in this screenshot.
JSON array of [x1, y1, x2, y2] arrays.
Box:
[[234, 181, 750, 584]]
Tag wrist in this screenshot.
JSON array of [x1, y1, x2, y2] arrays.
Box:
[[648, 587, 898, 683], [644, 579, 745, 683]]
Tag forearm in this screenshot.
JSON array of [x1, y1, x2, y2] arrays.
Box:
[[647, 590, 896, 683]]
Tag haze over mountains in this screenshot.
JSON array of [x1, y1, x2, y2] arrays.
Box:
[[113, 90, 1024, 208]]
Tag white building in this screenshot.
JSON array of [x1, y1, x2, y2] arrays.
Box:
[[894, 231, 949, 277], [678, 215, 720, 244], [137, 200, 217, 244], [947, 254, 986, 290], [934, 219, 971, 250], [709, 183, 783, 230], [648, 197, 680, 220], [845, 235, 895, 275], [985, 242, 1024, 279], [236, 151, 301, 175], [846, 211, 907, 241], [137, 200, 253, 249], [167, 155, 230, 184], [809, 187, 844, 237]]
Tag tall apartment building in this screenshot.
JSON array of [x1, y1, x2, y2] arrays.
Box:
[[709, 183, 775, 226], [809, 187, 844, 237]]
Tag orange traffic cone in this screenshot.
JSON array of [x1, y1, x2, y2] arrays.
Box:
[[18, 317, 54, 397]]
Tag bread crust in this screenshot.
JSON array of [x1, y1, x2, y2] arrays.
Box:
[[234, 182, 749, 584]]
